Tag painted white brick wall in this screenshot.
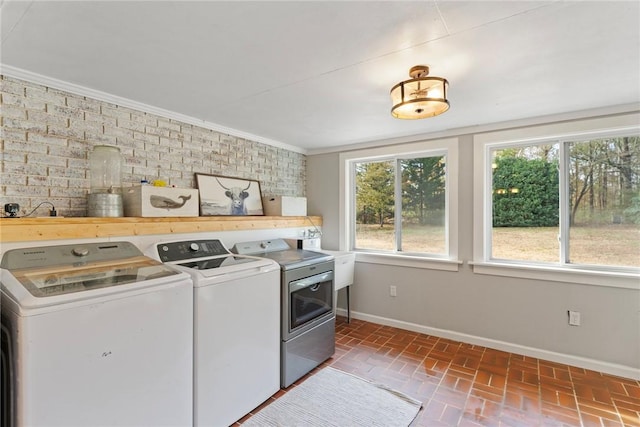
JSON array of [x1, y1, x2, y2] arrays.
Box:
[[0, 76, 306, 217]]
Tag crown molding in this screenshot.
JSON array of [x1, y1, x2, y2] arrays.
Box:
[[0, 64, 307, 155]]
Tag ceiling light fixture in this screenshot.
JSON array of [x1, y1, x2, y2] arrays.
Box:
[[390, 65, 449, 119]]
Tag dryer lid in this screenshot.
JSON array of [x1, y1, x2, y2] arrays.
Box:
[[148, 239, 277, 281], [175, 255, 256, 270]]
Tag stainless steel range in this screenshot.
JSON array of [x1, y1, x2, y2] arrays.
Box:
[[232, 238, 335, 388]]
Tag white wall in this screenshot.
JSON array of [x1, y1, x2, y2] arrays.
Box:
[[307, 113, 640, 379], [307, 152, 341, 250]]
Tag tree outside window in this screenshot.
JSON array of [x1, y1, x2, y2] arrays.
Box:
[[354, 154, 447, 255], [490, 135, 639, 268], [567, 136, 640, 267]]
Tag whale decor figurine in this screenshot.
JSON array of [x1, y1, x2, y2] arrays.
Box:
[[150, 194, 192, 209], [123, 186, 199, 217]]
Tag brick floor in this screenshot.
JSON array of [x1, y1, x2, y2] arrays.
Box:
[[239, 316, 640, 426]]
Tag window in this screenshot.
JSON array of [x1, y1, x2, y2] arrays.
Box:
[[353, 154, 446, 255], [340, 137, 459, 269], [491, 143, 560, 263], [474, 116, 640, 283], [565, 136, 640, 268]]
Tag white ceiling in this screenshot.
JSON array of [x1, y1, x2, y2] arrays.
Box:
[[1, 1, 639, 153]]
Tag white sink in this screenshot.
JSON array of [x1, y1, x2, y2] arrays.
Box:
[[318, 250, 355, 291]]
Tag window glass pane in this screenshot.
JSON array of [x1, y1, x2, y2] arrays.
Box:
[[491, 144, 560, 262], [568, 136, 640, 267], [400, 156, 446, 254], [354, 160, 395, 250]]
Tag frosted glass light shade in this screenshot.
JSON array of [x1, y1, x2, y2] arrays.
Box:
[[390, 65, 449, 119]]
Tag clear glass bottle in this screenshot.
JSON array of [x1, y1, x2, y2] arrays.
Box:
[[90, 145, 122, 194], [88, 145, 123, 217]]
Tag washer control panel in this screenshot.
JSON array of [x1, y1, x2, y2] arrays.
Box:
[[0, 242, 142, 270]]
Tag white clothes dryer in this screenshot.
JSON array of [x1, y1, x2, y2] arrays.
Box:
[[0, 241, 193, 427], [146, 239, 281, 427]]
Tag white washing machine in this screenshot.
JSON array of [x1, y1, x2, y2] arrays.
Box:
[[0, 241, 193, 427], [146, 239, 281, 427]]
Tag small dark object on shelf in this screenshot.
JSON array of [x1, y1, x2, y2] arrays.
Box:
[[4, 203, 20, 217]]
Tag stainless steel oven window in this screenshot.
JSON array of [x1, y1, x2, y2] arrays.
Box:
[[288, 271, 333, 331]]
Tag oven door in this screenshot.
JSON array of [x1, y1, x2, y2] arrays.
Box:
[[286, 271, 334, 339]]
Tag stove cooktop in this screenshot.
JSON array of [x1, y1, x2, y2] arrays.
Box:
[[231, 239, 333, 270]]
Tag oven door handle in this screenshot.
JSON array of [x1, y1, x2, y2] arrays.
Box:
[[289, 271, 334, 293]]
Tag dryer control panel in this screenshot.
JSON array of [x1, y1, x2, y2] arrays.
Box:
[[156, 240, 229, 262]]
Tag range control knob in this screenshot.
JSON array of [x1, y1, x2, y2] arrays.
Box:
[[72, 247, 89, 257], [189, 243, 200, 252], [260, 242, 270, 249]]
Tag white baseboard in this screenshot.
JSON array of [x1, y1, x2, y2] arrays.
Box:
[[335, 308, 639, 380]]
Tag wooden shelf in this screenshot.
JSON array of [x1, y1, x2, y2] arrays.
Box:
[[0, 216, 322, 243]]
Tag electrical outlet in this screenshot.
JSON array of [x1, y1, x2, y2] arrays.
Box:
[[389, 285, 397, 297], [568, 310, 581, 326]]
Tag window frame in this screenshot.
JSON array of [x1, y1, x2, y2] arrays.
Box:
[[340, 137, 460, 272], [351, 152, 449, 256], [473, 113, 640, 289]]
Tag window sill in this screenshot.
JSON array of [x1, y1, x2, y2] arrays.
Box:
[[470, 261, 640, 289], [355, 252, 462, 272]]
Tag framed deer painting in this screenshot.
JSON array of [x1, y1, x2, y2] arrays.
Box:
[[195, 173, 264, 216]]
